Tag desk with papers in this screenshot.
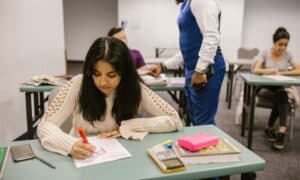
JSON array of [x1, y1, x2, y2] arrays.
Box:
[[3, 125, 265, 180]]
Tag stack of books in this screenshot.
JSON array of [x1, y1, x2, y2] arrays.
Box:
[[173, 138, 240, 164], [24, 74, 62, 86]]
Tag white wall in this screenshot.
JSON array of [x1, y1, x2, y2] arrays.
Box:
[[118, 0, 245, 64], [243, 0, 300, 61], [0, 0, 65, 143], [118, 0, 180, 58], [64, 0, 118, 61], [219, 0, 245, 62]]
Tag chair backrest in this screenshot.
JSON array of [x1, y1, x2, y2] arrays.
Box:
[[237, 48, 259, 59], [237, 48, 259, 71]]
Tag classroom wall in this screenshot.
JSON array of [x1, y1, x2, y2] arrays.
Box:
[[64, 0, 118, 61], [0, 0, 65, 143], [118, 0, 245, 65], [118, 0, 180, 59], [242, 0, 300, 61]]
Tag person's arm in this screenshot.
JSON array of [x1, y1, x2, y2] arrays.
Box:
[[252, 60, 278, 75], [37, 75, 82, 156], [162, 51, 184, 70], [145, 51, 183, 77], [191, 0, 220, 72], [279, 64, 300, 76], [279, 53, 300, 76], [119, 83, 183, 140]]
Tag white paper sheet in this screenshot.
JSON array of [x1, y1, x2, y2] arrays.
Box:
[[262, 75, 298, 81], [74, 137, 132, 168]]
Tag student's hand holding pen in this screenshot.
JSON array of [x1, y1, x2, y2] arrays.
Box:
[[71, 140, 96, 160], [71, 127, 96, 160]]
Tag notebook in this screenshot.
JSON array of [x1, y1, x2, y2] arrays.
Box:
[[173, 139, 240, 164], [0, 147, 9, 179]]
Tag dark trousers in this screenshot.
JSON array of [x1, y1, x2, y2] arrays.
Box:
[[263, 87, 288, 127]]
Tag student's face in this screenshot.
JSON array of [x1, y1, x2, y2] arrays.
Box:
[[92, 61, 121, 95], [273, 38, 289, 56], [112, 30, 128, 45]]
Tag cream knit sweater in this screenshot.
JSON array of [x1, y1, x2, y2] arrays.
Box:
[[37, 75, 183, 156]]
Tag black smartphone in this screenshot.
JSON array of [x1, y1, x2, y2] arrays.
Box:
[[10, 144, 35, 162]]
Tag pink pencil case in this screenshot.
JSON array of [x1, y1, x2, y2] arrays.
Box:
[[177, 132, 219, 152]]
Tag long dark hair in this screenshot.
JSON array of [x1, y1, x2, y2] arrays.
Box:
[[79, 37, 142, 125], [273, 27, 290, 43]]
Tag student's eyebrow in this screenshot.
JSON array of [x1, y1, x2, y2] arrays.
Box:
[[107, 71, 118, 74]]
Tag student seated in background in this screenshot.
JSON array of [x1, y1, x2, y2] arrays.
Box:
[[252, 27, 300, 150], [37, 37, 182, 159], [107, 27, 159, 76]]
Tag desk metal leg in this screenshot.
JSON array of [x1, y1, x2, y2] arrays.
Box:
[[33, 93, 39, 117], [24, 92, 46, 139], [241, 82, 249, 137], [25, 92, 34, 139], [227, 64, 234, 109], [247, 85, 256, 149], [226, 74, 230, 102], [39, 92, 45, 115]]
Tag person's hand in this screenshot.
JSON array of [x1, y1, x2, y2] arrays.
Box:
[[148, 64, 162, 77], [191, 71, 207, 90], [265, 68, 279, 75], [71, 140, 96, 160], [119, 123, 148, 141], [98, 129, 121, 138]]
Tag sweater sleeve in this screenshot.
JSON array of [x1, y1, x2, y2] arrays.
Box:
[[120, 83, 183, 134], [37, 75, 82, 156]]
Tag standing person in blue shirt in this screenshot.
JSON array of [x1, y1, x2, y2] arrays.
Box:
[[154, 0, 225, 125]]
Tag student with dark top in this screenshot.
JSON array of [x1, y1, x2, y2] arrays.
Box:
[[253, 27, 300, 150], [107, 27, 159, 76]]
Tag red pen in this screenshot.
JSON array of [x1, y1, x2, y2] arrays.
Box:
[[77, 127, 89, 144]]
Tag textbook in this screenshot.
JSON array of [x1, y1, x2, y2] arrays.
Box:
[[173, 139, 240, 164]]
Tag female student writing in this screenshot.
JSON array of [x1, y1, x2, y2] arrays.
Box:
[[37, 37, 182, 159], [253, 27, 300, 150]]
